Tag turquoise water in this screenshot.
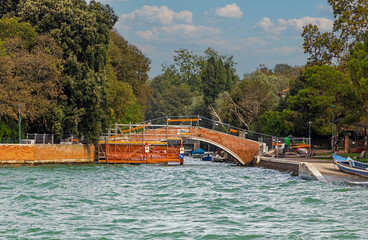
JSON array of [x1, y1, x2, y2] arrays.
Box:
[[1, 157, 368, 239]]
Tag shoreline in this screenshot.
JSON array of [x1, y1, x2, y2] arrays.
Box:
[[254, 156, 368, 184]]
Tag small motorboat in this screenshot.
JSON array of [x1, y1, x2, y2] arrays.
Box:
[[192, 148, 205, 158], [201, 153, 213, 161], [332, 154, 368, 178], [211, 154, 226, 162]]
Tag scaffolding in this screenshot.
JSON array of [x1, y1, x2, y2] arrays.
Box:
[[98, 121, 192, 164]]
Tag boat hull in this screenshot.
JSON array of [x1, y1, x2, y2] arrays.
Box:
[[334, 161, 368, 178], [333, 154, 368, 178], [201, 155, 212, 161]]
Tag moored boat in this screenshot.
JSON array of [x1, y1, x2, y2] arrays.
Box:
[[201, 153, 213, 161], [211, 154, 226, 162], [332, 154, 368, 178], [192, 148, 205, 158]]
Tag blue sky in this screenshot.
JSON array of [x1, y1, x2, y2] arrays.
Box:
[[93, 0, 333, 78]]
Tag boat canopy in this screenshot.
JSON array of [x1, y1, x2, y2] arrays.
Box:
[[192, 148, 205, 155]]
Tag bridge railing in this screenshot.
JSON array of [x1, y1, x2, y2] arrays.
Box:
[[145, 116, 277, 148], [101, 116, 310, 155]]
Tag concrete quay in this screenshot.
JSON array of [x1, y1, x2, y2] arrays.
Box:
[[254, 156, 368, 184]]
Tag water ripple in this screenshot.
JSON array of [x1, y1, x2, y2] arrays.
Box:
[[1, 157, 368, 239]]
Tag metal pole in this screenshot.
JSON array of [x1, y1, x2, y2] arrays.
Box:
[[129, 123, 131, 142], [365, 127, 367, 161], [357, 126, 359, 154], [332, 110, 334, 154], [18, 105, 21, 144], [331, 105, 336, 154], [309, 121, 312, 156]]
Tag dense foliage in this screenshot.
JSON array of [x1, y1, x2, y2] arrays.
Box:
[[302, 0, 368, 68], [0, 0, 149, 143], [1, 0, 368, 146]]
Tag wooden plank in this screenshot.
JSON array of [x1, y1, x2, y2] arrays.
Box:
[[168, 119, 198, 122], [108, 123, 152, 138]]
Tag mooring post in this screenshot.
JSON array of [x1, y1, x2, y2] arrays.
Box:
[[129, 123, 131, 142], [166, 116, 169, 139], [143, 121, 145, 144], [105, 138, 108, 162]]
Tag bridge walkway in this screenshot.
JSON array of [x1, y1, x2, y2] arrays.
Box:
[[98, 116, 275, 165]]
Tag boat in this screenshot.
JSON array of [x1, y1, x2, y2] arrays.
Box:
[[211, 154, 226, 162], [184, 148, 193, 156], [192, 148, 205, 158], [201, 153, 213, 161], [332, 154, 368, 178], [201, 153, 223, 162]]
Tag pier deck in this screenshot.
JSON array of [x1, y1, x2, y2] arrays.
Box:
[[255, 156, 368, 184]]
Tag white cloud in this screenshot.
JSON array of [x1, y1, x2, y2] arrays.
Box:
[[131, 24, 220, 43], [215, 3, 243, 19], [254, 16, 333, 35], [278, 17, 333, 31], [160, 24, 220, 39], [254, 17, 287, 35], [136, 30, 156, 42], [117, 5, 220, 43], [175, 10, 193, 24], [121, 5, 192, 25]]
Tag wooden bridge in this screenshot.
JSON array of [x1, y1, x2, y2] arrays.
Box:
[[98, 116, 272, 165]]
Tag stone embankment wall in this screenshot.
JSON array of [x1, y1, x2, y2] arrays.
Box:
[[0, 144, 95, 165]]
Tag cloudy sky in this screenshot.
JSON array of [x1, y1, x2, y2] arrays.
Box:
[[94, 0, 333, 78]]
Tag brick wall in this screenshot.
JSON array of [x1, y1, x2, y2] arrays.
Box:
[[0, 144, 95, 165]]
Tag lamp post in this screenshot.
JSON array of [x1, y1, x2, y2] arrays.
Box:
[[309, 120, 312, 156], [18, 105, 21, 144], [331, 104, 336, 153]]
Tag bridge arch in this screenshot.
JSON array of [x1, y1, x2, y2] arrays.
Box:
[[100, 116, 263, 165], [188, 136, 245, 165]]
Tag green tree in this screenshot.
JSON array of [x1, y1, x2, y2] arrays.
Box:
[[243, 71, 290, 110], [106, 64, 143, 124], [349, 32, 368, 122], [0, 17, 37, 49], [108, 30, 151, 107], [302, 0, 368, 67], [288, 65, 363, 135], [0, 0, 19, 18], [17, 0, 118, 143], [0, 34, 63, 129], [200, 56, 229, 110], [147, 83, 192, 118], [222, 79, 274, 129], [259, 110, 296, 136], [274, 64, 303, 81], [163, 48, 203, 92]]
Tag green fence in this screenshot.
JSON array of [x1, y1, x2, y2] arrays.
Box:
[[0, 138, 15, 144]]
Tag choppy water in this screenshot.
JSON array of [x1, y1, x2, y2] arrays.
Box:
[[1, 157, 368, 239]]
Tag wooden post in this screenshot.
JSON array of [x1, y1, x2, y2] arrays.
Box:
[[365, 127, 367, 161], [129, 123, 131, 142], [344, 135, 349, 153], [105, 138, 108, 162]]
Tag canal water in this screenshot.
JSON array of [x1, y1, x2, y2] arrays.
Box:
[[1, 157, 368, 239]]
